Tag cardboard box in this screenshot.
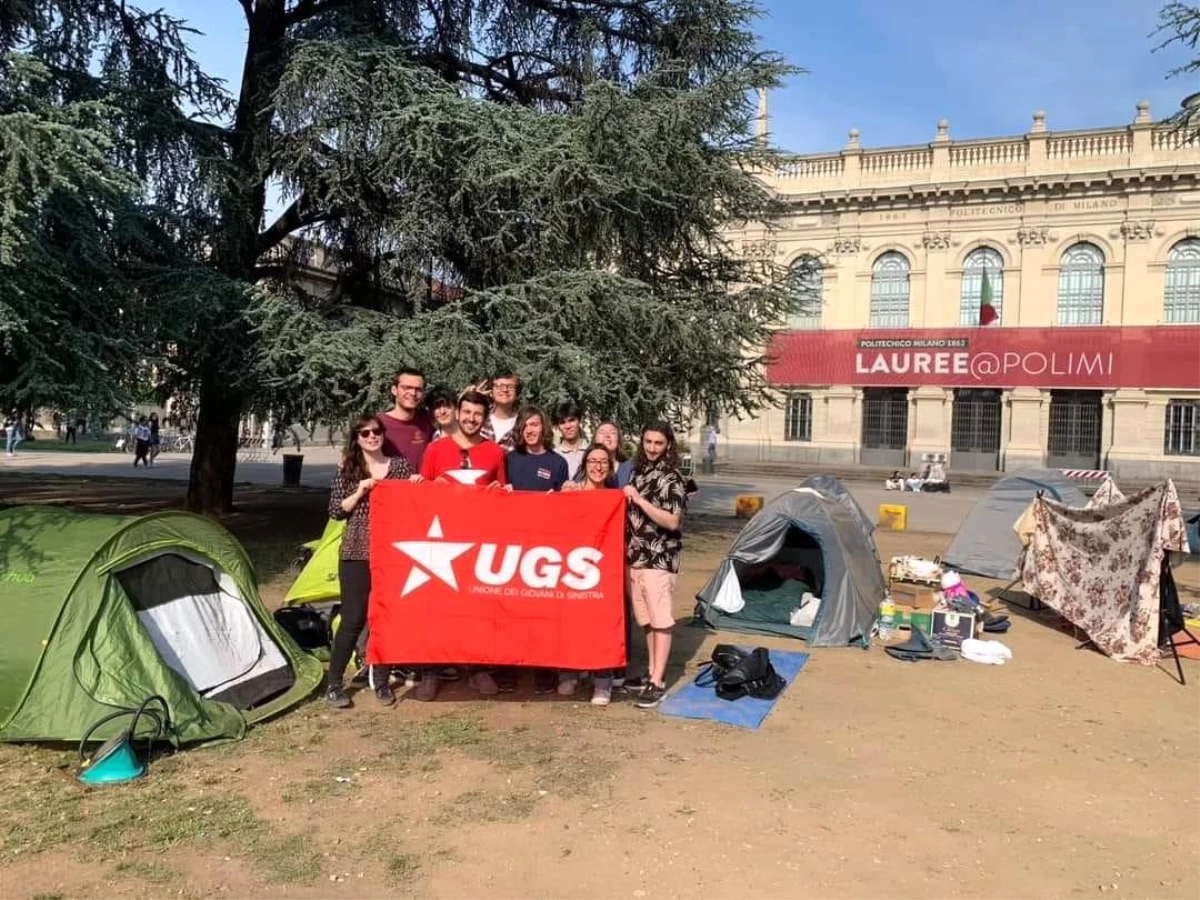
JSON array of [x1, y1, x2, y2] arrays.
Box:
[[890, 583, 936, 611]]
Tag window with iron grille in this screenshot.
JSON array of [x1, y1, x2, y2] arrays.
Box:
[[1048, 391, 1102, 457], [1056, 242, 1105, 325], [1164, 399, 1200, 456], [1164, 238, 1200, 324], [784, 393, 812, 442], [869, 251, 910, 328], [861, 388, 909, 450], [959, 247, 1004, 326], [787, 256, 823, 329]]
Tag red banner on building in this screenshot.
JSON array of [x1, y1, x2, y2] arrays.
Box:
[[366, 481, 627, 669], [767, 326, 1200, 389]]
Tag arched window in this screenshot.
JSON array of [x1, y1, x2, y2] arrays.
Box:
[[1164, 237, 1200, 324], [786, 255, 822, 329], [869, 251, 910, 328], [959, 247, 1005, 326], [1057, 242, 1105, 325]]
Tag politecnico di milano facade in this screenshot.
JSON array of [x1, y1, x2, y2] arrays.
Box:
[[717, 97, 1200, 481]]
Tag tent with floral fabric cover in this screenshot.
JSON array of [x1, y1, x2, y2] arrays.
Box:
[[1018, 481, 1189, 665]]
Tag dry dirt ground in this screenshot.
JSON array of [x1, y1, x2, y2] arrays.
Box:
[[1, 475, 1198, 900]]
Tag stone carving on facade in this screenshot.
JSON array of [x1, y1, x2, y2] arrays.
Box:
[[742, 239, 777, 260], [920, 231, 952, 250], [829, 236, 862, 255], [1117, 220, 1156, 242], [1014, 226, 1053, 246]]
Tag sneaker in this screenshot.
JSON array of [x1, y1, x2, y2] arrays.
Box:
[[469, 671, 499, 696], [439, 667, 463, 682], [415, 675, 439, 702], [533, 670, 557, 695], [591, 682, 612, 706], [557, 675, 579, 696], [621, 674, 648, 692], [394, 667, 419, 688], [325, 685, 352, 709], [495, 669, 519, 693], [635, 682, 666, 709], [611, 669, 627, 689], [375, 681, 397, 707]]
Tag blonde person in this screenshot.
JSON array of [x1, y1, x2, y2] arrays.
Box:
[[325, 414, 412, 709]]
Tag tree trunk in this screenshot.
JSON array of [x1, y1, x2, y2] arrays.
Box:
[[186, 371, 242, 514]]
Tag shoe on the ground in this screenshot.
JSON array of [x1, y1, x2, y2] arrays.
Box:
[[495, 669, 519, 693], [557, 675, 579, 696], [415, 675, 439, 702], [375, 681, 397, 707], [325, 685, 352, 709], [621, 674, 648, 692], [394, 667, 419, 687], [591, 682, 612, 706], [469, 671, 499, 696], [611, 669, 627, 689], [533, 670, 557, 694], [635, 682, 666, 709], [439, 667, 463, 682]]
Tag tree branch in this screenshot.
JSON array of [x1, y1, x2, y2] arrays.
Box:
[[284, 0, 351, 26], [257, 195, 340, 255], [235, 0, 253, 22]]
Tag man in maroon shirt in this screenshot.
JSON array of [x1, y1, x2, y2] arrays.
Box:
[[380, 367, 434, 471]]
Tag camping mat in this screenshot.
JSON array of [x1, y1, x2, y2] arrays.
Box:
[[657, 649, 808, 730]]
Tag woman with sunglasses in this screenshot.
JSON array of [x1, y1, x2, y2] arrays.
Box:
[[571, 443, 627, 706], [325, 414, 412, 709]]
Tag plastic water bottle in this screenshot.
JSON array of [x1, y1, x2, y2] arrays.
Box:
[[878, 598, 896, 640]]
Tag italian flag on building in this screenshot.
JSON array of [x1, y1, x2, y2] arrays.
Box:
[[979, 268, 998, 326]]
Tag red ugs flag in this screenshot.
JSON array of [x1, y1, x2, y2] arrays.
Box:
[[366, 480, 627, 669]]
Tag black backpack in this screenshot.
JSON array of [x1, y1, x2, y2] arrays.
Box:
[[273, 605, 331, 651], [695, 644, 787, 702]]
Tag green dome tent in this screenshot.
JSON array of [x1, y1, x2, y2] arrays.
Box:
[[284, 518, 344, 607], [0, 506, 323, 745]]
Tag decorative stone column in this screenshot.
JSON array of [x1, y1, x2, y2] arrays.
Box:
[[1002, 388, 1046, 471], [822, 385, 859, 466], [1104, 389, 1151, 479], [909, 386, 950, 462]]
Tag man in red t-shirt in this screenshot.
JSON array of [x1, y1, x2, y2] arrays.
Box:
[[418, 390, 506, 487], [413, 389, 506, 700], [380, 367, 434, 472]]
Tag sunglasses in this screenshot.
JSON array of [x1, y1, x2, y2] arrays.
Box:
[[459, 447, 471, 469], [358, 427, 384, 438]]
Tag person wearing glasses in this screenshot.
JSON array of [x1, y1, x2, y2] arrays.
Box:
[[480, 370, 520, 449], [325, 414, 412, 709], [380, 367, 434, 471]]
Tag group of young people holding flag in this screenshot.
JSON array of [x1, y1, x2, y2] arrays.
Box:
[[324, 367, 688, 710]]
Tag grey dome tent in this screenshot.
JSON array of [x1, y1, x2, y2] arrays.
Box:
[[694, 481, 886, 647], [943, 468, 1086, 580], [798, 474, 881, 566]]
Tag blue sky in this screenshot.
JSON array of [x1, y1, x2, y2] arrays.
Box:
[[159, 0, 1193, 154]]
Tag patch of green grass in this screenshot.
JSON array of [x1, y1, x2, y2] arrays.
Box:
[[396, 715, 488, 755], [252, 832, 322, 885], [431, 788, 540, 827], [112, 859, 179, 885], [31, 893, 66, 900], [385, 851, 421, 885]]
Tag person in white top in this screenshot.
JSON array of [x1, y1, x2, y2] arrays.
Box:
[[481, 371, 520, 448]]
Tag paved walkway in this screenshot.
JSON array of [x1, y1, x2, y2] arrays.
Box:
[[1, 446, 981, 534]]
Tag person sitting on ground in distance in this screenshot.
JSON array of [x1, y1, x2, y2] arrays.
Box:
[[904, 471, 924, 492], [885, 471, 904, 490]]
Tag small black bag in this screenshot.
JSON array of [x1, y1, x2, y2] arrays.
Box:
[[274, 605, 331, 651], [695, 644, 787, 702]]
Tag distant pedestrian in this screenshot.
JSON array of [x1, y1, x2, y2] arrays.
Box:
[[148, 413, 161, 465], [132, 416, 151, 468], [65, 419, 77, 445], [4, 411, 23, 457], [706, 425, 719, 468]]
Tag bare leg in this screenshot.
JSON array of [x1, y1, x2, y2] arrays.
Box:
[[643, 625, 656, 682], [650, 628, 672, 686]]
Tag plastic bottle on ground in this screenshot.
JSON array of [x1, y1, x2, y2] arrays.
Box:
[[878, 598, 896, 640]]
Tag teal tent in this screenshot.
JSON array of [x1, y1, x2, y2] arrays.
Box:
[[0, 506, 323, 745]]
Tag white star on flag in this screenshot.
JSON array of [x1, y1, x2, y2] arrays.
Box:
[[392, 516, 475, 597]]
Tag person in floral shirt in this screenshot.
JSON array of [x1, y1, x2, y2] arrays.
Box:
[[623, 421, 688, 708]]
